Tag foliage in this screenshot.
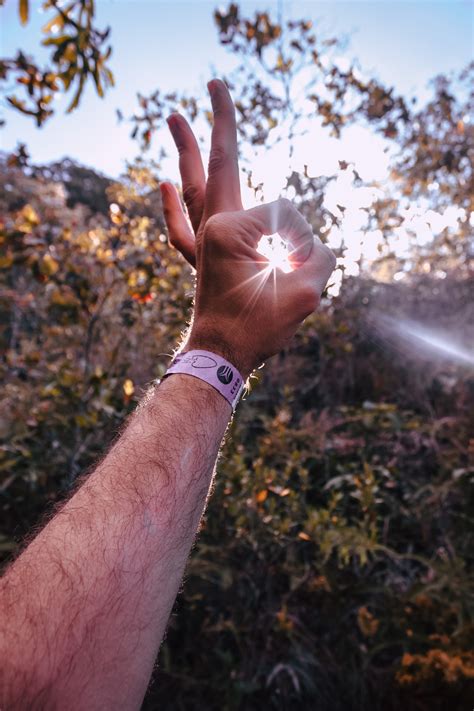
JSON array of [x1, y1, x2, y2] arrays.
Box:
[[1, 158, 473, 710], [126, 4, 471, 288], [1, 2, 473, 709], [128, 2, 410, 152], [0, 0, 113, 126]]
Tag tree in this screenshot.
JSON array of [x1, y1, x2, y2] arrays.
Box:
[[128, 4, 471, 286], [1, 3, 473, 709], [0, 0, 113, 126]]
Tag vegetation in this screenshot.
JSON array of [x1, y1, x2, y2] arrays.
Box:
[[1, 2, 473, 709], [1, 0, 113, 126]]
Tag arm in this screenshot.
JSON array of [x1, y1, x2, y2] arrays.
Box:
[[0, 79, 336, 709], [1, 376, 230, 708]]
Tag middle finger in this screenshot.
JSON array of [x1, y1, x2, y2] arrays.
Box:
[[204, 79, 242, 218]]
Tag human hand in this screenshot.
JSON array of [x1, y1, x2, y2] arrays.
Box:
[[160, 79, 336, 377]]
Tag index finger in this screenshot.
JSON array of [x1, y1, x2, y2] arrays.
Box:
[[204, 79, 242, 217], [245, 198, 314, 266]]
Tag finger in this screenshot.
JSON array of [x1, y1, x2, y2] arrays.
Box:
[[244, 198, 313, 265], [160, 182, 196, 267], [285, 236, 337, 299], [167, 113, 206, 233], [205, 79, 242, 216]]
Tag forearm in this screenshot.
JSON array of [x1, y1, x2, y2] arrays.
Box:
[[0, 375, 230, 709]]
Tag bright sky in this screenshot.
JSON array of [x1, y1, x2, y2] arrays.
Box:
[[1, 0, 472, 277], [1, 0, 472, 176]]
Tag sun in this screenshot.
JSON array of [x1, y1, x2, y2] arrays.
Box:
[[256, 233, 293, 273]]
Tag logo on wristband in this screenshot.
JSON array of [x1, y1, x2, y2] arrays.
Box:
[[217, 365, 233, 385]]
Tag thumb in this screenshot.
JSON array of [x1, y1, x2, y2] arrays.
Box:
[[284, 236, 337, 309]]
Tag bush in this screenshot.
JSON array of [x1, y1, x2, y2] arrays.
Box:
[[1, 160, 473, 710]]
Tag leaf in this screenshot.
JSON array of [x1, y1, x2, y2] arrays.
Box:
[[40, 254, 59, 276], [256, 489, 268, 503], [21, 203, 40, 225], [42, 34, 71, 47], [19, 0, 28, 25], [102, 67, 115, 88], [92, 67, 104, 97], [0, 253, 13, 268], [357, 606, 379, 637], [123, 379, 134, 397], [298, 532, 311, 541], [42, 13, 65, 34], [67, 71, 86, 113]]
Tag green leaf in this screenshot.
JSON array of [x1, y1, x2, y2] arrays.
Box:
[[19, 0, 29, 25]]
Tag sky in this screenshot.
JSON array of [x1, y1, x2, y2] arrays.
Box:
[[1, 0, 472, 178], [1, 1, 472, 279]]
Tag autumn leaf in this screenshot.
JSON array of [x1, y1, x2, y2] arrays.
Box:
[[123, 379, 134, 397], [298, 531, 311, 541], [19, 0, 29, 26], [357, 606, 379, 637], [40, 254, 59, 276]]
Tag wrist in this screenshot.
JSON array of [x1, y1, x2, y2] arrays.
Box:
[[184, 326, 255, 380]]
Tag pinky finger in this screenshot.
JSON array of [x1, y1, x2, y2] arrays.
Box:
[[160, 182, 196, 268]]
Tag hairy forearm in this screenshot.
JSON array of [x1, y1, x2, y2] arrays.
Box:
[[0, 375, 230, 709]]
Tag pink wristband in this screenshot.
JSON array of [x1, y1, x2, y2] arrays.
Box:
[[164, 350, 245, 410]]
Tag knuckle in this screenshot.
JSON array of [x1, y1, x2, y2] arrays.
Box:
[[204, 213, 225, 240], [174, 137, 189, 157], [208, 144, 228, 175], [278, 197, 293, 213], [316, 242, 337, 269], [299, 286, 320, 314], [182, 184, 203, 211], [213, 105, 234, 120]]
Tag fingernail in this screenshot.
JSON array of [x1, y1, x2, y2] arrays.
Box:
[[207, 79, 220, 102], [166, 113, 181, 131]]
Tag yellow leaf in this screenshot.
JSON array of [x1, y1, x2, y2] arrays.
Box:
[[20, 204, 40, 226], [50, 288, 78, 307], [40, 254, 59, 276], [123, 379, 134, 397], [0, 253, 13, 268], [19, 0, 29, 26], [256, 489, 268, 503]]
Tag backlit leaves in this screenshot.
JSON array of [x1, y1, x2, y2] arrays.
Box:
[[1, 154, 473, 709], [3, 0, 113, 125], [19, 0, 28, 25]]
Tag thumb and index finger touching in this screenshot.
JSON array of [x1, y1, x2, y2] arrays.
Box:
[[161, 79, 335, 295], [243, 198, 336, 295]]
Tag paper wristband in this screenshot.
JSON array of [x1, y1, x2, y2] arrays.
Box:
[[163, 350, 245, 410]]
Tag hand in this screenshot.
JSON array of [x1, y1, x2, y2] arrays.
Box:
[[160, 79, 336, 377]]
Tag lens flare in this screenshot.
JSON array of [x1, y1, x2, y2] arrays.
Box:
[[374, 314, 474, 367], [256, 233, 292, 273]]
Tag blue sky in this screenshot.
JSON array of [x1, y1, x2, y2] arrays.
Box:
[[1, 0, 473, 178]]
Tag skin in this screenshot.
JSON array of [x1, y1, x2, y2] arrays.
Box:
[[0, 80, 336, 709]]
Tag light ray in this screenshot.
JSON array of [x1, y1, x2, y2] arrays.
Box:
[[239, 266, 273, 324], [374, 315, 474, 367], [257, 233, 292, 273]]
